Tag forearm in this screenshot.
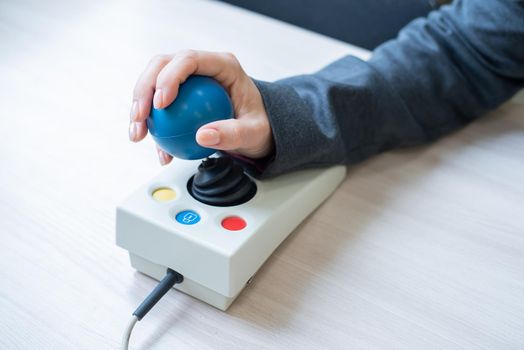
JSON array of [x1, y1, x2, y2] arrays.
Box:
[[255, 0, 524, 177]]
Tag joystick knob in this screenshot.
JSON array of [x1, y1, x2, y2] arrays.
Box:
[[147, 76, 233, 160], [187, 156, 257, 206]]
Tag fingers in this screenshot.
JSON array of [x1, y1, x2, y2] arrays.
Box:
[[129, 122, 172, 165], [153, 51, 198, 110], [129, 120, 148, 142], [131, 54, 172, 122], [156, 145, 173, 166], [153, 50, 243, 109], [131, 50, 245, 130], [129, 50, 263, 161]]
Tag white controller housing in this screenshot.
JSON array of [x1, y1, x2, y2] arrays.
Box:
[[116, 159, 346, 310]]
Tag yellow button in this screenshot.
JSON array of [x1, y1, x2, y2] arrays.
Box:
[[152, 187, 176, 202]]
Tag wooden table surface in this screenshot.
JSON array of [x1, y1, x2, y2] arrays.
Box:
[[1, 0, 523, 349]]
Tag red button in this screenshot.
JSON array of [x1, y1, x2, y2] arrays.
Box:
[[221, 216, 246, 231]]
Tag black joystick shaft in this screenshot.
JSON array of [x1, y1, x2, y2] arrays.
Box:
[[188, 156, 257, 206]]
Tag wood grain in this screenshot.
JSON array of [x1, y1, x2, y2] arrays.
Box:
[[1, 0, 523, 349]]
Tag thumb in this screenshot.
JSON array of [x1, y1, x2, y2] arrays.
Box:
[[196, 119, 246, 151]]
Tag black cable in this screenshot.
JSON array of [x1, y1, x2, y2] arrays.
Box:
[[122, 268, 184, 349], [133, 268, 183, 320]]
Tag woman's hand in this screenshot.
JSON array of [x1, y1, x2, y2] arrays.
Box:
[[129, 50, 273, 165]]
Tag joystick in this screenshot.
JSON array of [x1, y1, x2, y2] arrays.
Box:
[[148, 75, 256, 207], [188, 156, 257, 206], [117, 74, 346, 313]]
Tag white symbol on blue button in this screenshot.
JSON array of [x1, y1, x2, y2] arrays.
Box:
[[176, 210, 200, 225]]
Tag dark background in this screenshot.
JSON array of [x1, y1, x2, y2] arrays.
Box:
[[220, 0, 436, 49]]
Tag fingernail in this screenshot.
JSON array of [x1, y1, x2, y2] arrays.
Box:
[[158, 150, 168, 165], [198, 129, 220, 146], [130, 100, 139, 121], [129, 122, 137, 141], [153, 89, 163, 109]]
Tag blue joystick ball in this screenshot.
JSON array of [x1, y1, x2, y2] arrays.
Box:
[[147, 75, 234, 160]]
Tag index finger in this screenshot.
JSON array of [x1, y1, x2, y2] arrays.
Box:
[[131, 54, 173, 122], [154, 50, 244, 110]]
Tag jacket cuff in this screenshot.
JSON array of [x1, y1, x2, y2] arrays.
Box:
[[252, 79, 343, 178]]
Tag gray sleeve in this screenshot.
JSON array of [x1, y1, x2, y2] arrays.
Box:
[[253, 0, 524, 178]]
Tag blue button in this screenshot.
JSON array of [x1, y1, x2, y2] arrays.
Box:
[[175, 210, 201, 225]]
